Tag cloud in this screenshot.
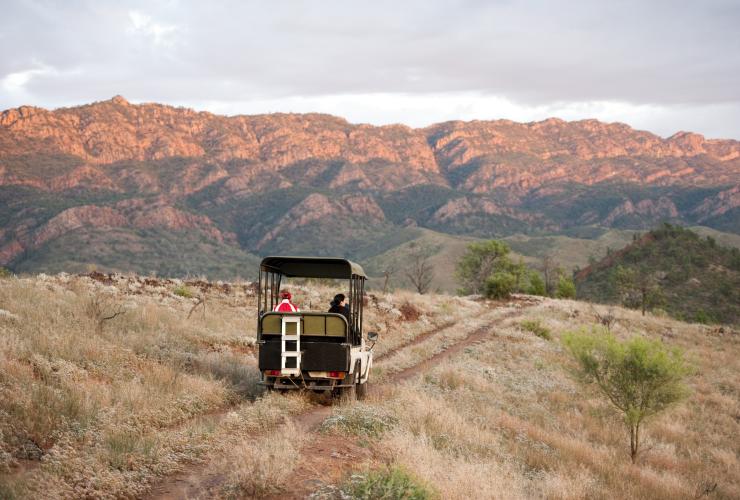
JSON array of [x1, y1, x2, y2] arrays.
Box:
[[1, 62, 56, 95], [0, 0, 738, 138], [127, 10, 178, 47], [185, 92, 740, 139]]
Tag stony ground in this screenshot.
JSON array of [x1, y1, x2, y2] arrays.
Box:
[[0, 273, 737, 499]]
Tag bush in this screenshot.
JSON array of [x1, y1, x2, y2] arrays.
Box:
[[173, 285, 194, 298], [693, 309, 715, 324], [340, 466, 435, 500], [527, 271, 546, 296], [456, 240, 512, 295], [555, 276, 576, 299], [563, 329, 693, 463], [320, 404, 397, 438], [399, 302, 421, 322], [520, 319, 552, 340], [484, 271, 516, 299]]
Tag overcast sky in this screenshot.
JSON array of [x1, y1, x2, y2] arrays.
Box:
[[2, 0, 739, 138]]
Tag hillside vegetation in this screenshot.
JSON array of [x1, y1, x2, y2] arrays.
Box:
[[2, 97, 739, 278], [576, 225, 740, 325], [1, 273, 738, 499]]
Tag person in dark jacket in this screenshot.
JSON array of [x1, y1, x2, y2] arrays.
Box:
[[328, 293, 350, 320]]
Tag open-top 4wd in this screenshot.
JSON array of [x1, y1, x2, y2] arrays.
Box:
[[256, 256, 377, 399]]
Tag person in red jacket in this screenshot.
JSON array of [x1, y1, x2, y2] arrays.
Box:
[[273, 290, 299, 312]]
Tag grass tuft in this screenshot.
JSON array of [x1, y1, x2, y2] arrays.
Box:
[[520, 319, 552, 340], [173, 285, 194, 298], [340, 466, 436, 500], [320, 404, 397, 438]]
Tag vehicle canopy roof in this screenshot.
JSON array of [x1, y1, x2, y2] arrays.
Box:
[[259, 256, 366, 280]]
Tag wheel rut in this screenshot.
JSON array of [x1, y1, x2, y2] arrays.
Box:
[[147, 301, 534, 499]]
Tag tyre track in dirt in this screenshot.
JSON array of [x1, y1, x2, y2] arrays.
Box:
[[269, 304, 532, 500], [148, 300, 536, 499], [372, 320, 456, 362], [389, 306, 525, 382]]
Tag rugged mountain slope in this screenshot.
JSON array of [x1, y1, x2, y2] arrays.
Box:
[[575, 224, 740, 324], [1, 96, 739, 276]]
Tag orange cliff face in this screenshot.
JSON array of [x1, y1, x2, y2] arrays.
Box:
[[1, 96, 739, 195], [0, 96, 739, 269]]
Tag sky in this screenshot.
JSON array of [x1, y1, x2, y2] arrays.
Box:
[[1, 0, 739, 139]]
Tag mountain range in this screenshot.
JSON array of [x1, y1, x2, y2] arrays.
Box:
[[1, 96, 739, 281]]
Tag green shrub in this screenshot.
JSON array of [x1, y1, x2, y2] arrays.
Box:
[[527, 272, 546, 296], [173, 285, 194, 298], [484, 272, 516, 299], [455, 240, 512, 295], [555, 276, 576, 299], [340, 466, 435, 500], [520, 319, 552, 340], [563, 328, 693, 463], [0, 267, 13, 278]]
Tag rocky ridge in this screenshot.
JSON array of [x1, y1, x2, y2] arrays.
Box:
[[1, 96, 739, 272]]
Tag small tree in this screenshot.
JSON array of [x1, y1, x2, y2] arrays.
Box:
[[563, 329, 692, 463], [382, 265, 396, 294], [540, 255, 563, 297], [555, 276, 576, 299], [484, 272, 516, 299], [615, 266, 663, 316], [511, 257, 528, 293], [456, 240, 511, 295], [405, 246, 435, 294], [527, 271, 547, 296], [592, 306, 617, 332]]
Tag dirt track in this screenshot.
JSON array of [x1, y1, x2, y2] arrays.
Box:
[[148, 300, 533, 499]]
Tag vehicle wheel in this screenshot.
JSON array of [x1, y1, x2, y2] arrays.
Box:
[[356, 380, 368, 400], [339, 382, 356, 403], [339, 365, 360, 403]]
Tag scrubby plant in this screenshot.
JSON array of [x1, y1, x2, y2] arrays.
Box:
[[484, 272, 516, 299], [526, 271, 546, 296], [615, 265, 663, 316], [555, 276, 576, 299], [399, 302, 421, 321], [563, 328, 693, 463], [520, 319, 552, 340], [456, 240, 512, 295], [221, 423, 305, 498], [405, 244, 435, 294], [173, 285, 194, 298], [339, 466, 435, 500], [320, 404, 397, 438]]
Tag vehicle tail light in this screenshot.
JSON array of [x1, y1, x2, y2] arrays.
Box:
[[266, 370, 281, 376], [328, 371, 346, 379]]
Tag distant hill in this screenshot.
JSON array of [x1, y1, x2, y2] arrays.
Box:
[[1, 96, 739, 279], [575, 225, 740, 324]]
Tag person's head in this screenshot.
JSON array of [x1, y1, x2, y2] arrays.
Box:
[[280, 290, 292, 301], [332, 293, 346, 306]]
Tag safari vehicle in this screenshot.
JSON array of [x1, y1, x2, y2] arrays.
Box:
[[256, 256, 377, 398]]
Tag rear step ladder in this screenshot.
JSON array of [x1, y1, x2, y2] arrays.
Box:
[[281, 316, 301, 376]]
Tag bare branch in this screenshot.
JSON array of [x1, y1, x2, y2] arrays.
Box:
[[187, 295, 206, 319]]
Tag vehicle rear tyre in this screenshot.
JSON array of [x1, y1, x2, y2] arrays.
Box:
[[356, 380, 368, 400], [339, 382, 356, 403]]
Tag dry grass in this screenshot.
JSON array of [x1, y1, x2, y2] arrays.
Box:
[[1, 273, 737, 499], [0, 273, 459, 497], [220, 422, 307, 498], [356, 298, 740, 499], [0, 273, 261, 497]]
